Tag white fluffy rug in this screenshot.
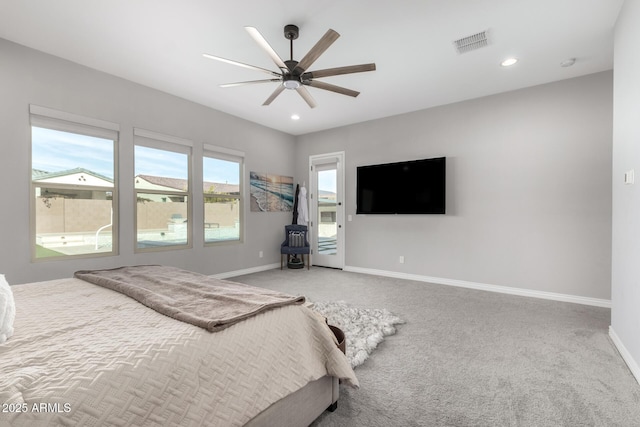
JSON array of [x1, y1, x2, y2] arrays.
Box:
[[311, 300, 405, 368]]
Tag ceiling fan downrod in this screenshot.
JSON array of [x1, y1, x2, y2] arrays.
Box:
[[284, 24, 299, 74]]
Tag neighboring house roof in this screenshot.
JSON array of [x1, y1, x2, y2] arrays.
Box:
[[32, 168, 114, 186], [136, 175, 188, 191], [32, 169, 51, 180], [203, 181, 239, 195], [136, 174, 239, 194], [32, 169, 238, 194], [319, 190, 336, 199]]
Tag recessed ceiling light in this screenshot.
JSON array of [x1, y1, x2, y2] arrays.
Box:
[[500, 57, 518, 67], [291, 114, 300, 120]]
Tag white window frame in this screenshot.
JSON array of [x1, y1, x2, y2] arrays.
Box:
[[133, 128, 193, 253], [203, 144, 245, 245], [29, 105, 119, 261]]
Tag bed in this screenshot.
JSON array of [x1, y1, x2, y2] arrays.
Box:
[[0, 266, 358, 426]]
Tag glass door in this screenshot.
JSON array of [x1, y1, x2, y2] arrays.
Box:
[[310, 153, 344, 269]]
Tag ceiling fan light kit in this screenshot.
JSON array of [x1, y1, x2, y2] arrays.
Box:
[[282, 74, 301, 89], [203, 24, 376, 108]]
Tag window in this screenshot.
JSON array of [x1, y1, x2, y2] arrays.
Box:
[[134, 129, 192, 251], [30, 106, 118, 260], [203, 145, 244, 244]]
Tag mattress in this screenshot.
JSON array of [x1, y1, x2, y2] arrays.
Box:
[[0, 278, 357, 426]]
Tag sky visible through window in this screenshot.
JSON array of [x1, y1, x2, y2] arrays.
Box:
[[32, 127, 239, 184], [135, 145, 188, 180], [32, 127, 114, 178], [203, 156, 239, 185], [319, 169, 336, 193]]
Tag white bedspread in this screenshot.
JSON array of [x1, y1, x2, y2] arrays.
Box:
[[0, 278, 358, 426]]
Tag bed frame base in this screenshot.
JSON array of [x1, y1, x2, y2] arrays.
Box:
[[245, 376, 339, 426]]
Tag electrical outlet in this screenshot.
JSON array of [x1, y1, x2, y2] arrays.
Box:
[[399, 255, 405, 264], [259, 251, 263, 258]]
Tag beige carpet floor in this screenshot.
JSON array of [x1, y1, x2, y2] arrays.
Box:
[[232, 267, 640, 427]]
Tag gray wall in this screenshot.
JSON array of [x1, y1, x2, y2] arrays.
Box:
[[612, 0, 640, 377], [0, 38, 296, 284], [295, 71, 613, 300], [0, 36, 616, 305]]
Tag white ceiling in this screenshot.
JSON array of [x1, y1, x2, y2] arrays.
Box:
[[0, 0, 624, 136]]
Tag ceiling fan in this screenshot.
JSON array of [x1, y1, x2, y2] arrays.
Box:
[[203, 24, 376, 108]]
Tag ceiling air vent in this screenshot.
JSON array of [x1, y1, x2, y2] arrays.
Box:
[[453, 30, 489, 54]]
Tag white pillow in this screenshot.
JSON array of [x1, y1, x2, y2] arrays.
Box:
[[0, 273, 16, 343]]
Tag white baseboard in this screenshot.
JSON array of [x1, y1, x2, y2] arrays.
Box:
[[215, 264, 611, 308], [343, 266, 611, 308], [211, 263, 280, 279], [609, 326, 640, 385]]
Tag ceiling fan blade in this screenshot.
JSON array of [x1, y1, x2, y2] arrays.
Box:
[[220, 79, 281, 88], [303, 63, 376, 80], [202, 53, 281, 77], [307, 80, 360, 97], [294, 29, 340, 74], [296, 86, 317, 108], [245, 26, 288, 71], [263, 85, 286, 106]]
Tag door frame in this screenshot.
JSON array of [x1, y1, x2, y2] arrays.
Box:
[[309, 151, 345, 269]]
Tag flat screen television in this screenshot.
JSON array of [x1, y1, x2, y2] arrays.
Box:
[[356, 157, 446, 214]]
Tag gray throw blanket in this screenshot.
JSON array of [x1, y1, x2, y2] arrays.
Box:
[[74, 265, 305, 332]]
